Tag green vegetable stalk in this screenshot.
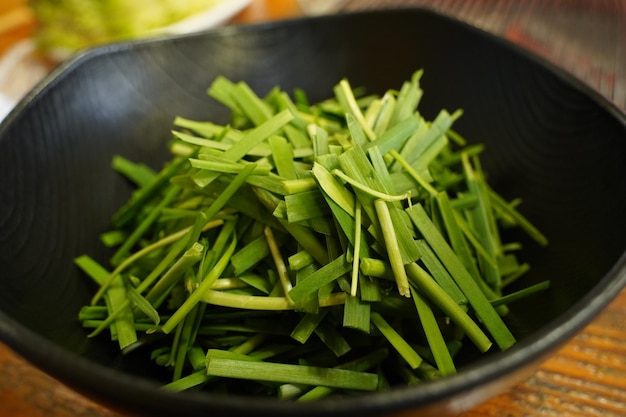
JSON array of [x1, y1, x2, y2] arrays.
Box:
[[31, 0, 225, 58], [77, 71, 549, 399]]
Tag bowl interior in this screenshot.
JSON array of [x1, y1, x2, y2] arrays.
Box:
[[1, 8, 625, 417]]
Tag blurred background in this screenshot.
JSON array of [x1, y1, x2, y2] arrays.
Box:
[[0, 0, 624, 122]]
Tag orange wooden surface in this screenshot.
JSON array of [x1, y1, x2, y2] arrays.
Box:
[[1, 1, 625, 416]]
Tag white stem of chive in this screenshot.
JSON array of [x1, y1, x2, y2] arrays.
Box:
[[389, 149, 438, 197], [264, 226, 294, 306], [350, 199, 362, 297], [201, 290, 346, 310], [331, 169, 410, 202], [374, 199, 411, 297], [336, 79, 377, 141]]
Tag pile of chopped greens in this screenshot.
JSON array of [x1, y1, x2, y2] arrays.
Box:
[[76, 71, 549, 399]]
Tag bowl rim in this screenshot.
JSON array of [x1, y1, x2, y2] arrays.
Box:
[[1, 7, 625, 416]]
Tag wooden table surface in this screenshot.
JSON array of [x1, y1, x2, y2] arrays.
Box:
[[1, 1, 625, 416]]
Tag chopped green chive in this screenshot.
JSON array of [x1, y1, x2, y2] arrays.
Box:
[[407, 204, 516, 350], [76, 73, 548, 399], [375, 200, 411, 298], [206, 354, 379, 391], [410, 287, 456, 375], [371, 312, 422, 369]]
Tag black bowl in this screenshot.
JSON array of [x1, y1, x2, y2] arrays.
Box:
[[1, 9, 625, 417]]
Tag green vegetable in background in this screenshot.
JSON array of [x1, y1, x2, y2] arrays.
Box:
[[30, 0, 224, 57], [76, 71, 549, 399]]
